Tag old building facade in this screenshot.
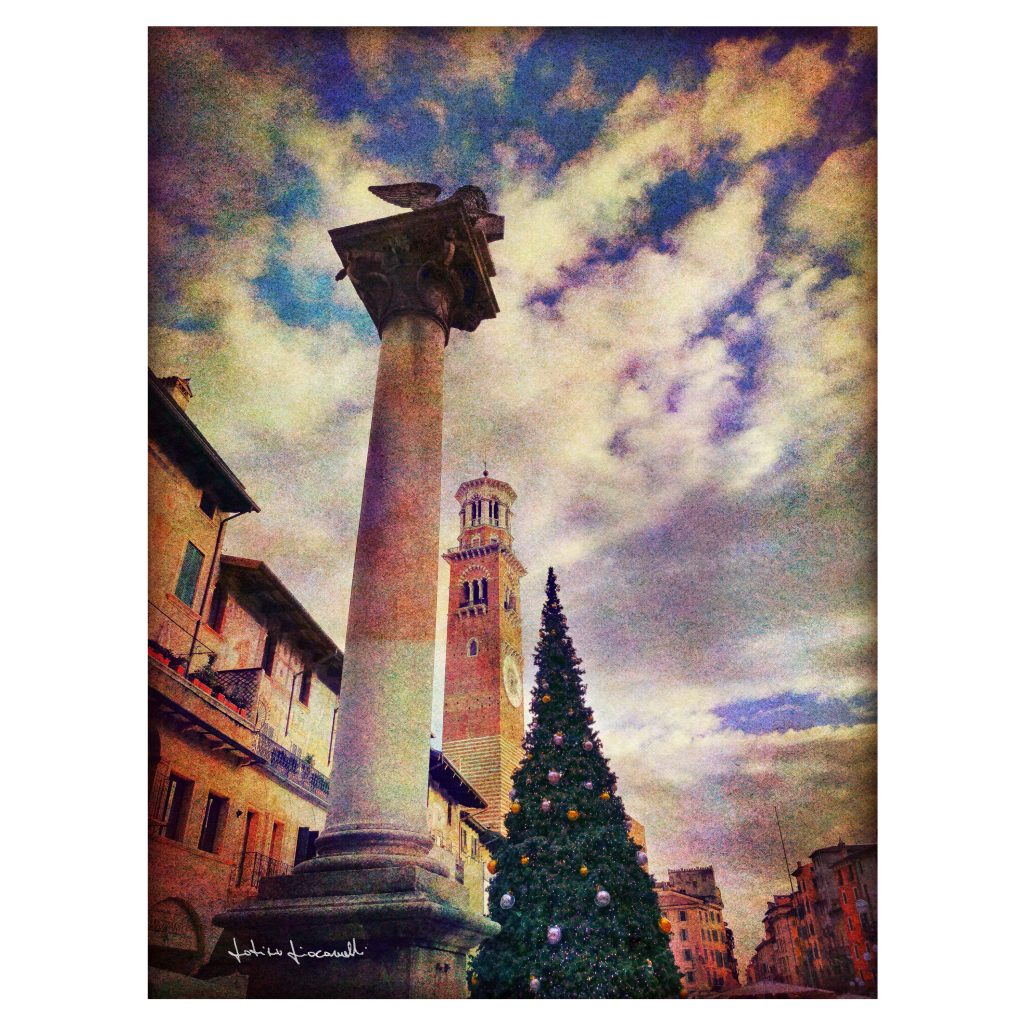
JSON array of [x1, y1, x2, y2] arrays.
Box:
[[656, 866, 740, 996], [750, 839, 878, 994], [148, 373, 498, 996]]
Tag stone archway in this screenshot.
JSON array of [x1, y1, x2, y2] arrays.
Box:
[[148, 897, 204, 975]]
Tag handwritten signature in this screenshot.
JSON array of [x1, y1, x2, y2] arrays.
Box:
[[228, 937, 365, 966]]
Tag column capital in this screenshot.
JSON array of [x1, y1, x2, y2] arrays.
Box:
[[330, 194, 504, 342]]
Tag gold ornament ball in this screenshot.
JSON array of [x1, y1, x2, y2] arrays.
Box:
[[510, 801, 521, 814], [579, 865, 589, 877], [658, 916, 672, 934], [521, 855, 530, 866], [567, 809, 580, 821], [542, 695, 551, 703], [487, 859, 498, 874], [600, 791, 611, 801]]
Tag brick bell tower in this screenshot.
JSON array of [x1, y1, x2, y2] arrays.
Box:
[[442, 470, 527, 833]]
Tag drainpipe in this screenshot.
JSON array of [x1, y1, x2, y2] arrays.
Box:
[[185, 508, 251, 676]]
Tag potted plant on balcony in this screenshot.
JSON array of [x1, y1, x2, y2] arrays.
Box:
[[192, 662, 217, 695]]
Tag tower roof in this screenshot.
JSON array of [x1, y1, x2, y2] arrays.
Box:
[[454, 474, 517, 503]]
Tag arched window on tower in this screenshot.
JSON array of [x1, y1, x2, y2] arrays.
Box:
[[472, 580, 480, 603], [461, 581, 470, 606], [481, 578, 488, 604], [468, 639, 478, 657]]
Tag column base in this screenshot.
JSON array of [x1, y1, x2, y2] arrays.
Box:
[[213, 863, 499, 998], [301, 824, 447, 876]]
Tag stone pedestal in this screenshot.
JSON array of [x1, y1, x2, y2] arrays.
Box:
[[218, 865, 498, 998], [215, 186, 504, 997]]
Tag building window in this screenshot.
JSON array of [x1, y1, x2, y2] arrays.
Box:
[[684, 950, 693, 962], [680, 928, 688, 940], [447, 802, 453, 826], [268, 821, 284, 862], [294, 827, 319, 866], [159, 773, 193, 842], [298, 670, 312, 706], [472, 837, 479, 858], [460, 829, 468, 852], [468, 639, 478, 657], [198, 793, 227, 853], [174, 542, 205, 608], [261, 634, 277, 675], [208, 583, 228, 632], [199, 491, 217, 518], [678, 911, 686, 921]]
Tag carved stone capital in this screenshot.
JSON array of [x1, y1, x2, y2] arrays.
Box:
[[330, 198, 503, 343]]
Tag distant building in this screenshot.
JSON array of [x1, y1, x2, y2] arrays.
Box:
[[751, 839, 877, 995], [747, 893, 802, 987], [426, 745, 494, 913], [833, 843, 877, 993], [441, 472, 527, 834], [656, 866, 740, 995], [625, 815, 647, 855]]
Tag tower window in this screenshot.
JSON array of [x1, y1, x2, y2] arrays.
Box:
[[461, 581, 470, 605], [298, 669, 312, 706], [468, 639, 478, 657], [472, 580, 480, 603]]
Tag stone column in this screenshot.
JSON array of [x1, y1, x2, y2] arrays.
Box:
[[215, 188, 504, 998]]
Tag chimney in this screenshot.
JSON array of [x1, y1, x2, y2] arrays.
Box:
[[159, 375, 193, 411]]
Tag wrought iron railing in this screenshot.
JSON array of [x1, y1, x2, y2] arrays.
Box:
[[255, 731, 330, 802], [234, 849, 292, 889]]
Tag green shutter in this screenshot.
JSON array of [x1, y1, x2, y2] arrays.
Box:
[[174, 542, 204, 606]]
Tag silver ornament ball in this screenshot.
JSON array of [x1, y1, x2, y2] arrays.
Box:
[[500, 892, 515, 910], [547, 925, 562, 945], [595, 889, 612, 908], [547, 770, 561, 784], [636, 851, 649, 866], [541, 799, 552, 812]]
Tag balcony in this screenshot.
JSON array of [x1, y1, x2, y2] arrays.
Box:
[[233, 850, 292, 891], [455, 600, 488, 618], [255, 731, 330, 806]]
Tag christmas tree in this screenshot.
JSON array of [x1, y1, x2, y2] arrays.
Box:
[[470, 568, 682, 998]]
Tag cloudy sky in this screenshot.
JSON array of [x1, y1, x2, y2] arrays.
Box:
[[149, 26, 876, 970]]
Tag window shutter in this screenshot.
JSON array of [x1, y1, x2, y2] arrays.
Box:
[[174, 542, 205, 607]]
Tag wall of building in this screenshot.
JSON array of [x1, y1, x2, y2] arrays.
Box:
[[148, 436, 230, 659], [656, 885, 738, 995]]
